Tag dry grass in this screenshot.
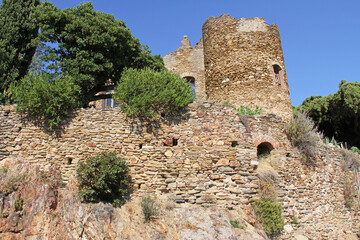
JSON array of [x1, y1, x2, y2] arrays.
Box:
[[344, 175, 356, 208], [341, 149, 360, 171], [0, 159, 29, 194], [256, 158, 279, 183], [256, 156, 279, 199], [287, 111, 322, 165]]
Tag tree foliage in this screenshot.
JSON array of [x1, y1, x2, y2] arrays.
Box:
[[297, 80, 360, 148], [0, 0, 40, 92], [113, 68, 193, 118], [76, 151, 130, 206], [9, 73, 80, 130], [36, 2, 164, 106]]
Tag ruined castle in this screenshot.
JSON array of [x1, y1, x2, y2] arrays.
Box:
[[1, 15, 358, 239], [164, 14, 293, 120], [0, 14, 300, 211]]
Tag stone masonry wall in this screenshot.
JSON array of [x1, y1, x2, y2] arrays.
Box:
[[0, 103, 290, 207], [278, 146, 360, 239], [163, 36, 206, 101], [202, 15, 293, 121], [1, 104, 359, 238]]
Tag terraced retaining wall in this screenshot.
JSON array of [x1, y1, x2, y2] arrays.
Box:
[[0, 102, 290, 207]]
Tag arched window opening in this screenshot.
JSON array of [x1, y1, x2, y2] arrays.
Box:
[[272, 64, 285, 89], [184, 76, 196, 100], [257, 142, 274, 159]]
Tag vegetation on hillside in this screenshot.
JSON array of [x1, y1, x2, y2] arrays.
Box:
[[252, 197, 284, 237], [296, 80, 360, 148], [141, 195, 159, 222], [76, 151, 130, 206]]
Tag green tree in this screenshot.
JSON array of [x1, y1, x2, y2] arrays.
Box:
[[298, 80, 360, 148], [0, 0, 40, 92], [113, 68, 193, 118], [37, 2, 164, 107], [10, 73, 80, 130]]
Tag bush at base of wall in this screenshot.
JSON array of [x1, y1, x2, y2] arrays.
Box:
[[76, 151, 130, 206], [252, 197, 284, 237]]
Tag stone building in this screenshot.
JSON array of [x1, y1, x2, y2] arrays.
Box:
[[164, 14, 293, 120], [163, 36, 206, 100]]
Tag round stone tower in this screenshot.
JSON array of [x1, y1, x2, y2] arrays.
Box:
[[202, 14, 293, 120]]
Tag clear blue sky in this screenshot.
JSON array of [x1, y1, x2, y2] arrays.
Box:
[[3, 0, 359, 106]]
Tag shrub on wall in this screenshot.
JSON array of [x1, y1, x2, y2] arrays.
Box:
[[287, 111, 321, 165], [9, 73, 80, 130], [341, 149, 360, 171], [252, 197, 284, 237], [76, 151, 130, 206], [113, 68, 193, 118], [237, 105, 263, 115]]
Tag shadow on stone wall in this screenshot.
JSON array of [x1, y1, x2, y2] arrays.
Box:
[[126, 107, 191, 135], [15, 109, 78, 138]]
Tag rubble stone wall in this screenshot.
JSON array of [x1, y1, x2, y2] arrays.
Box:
[[202, 15, 293, 121], [0, 103, 290, 207], [278, 146, 360, 239], [1, 104, 359, 238]]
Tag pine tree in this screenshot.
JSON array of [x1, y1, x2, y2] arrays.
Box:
[[0, 0, 40, 92]]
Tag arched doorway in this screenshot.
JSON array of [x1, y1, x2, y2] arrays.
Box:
[[183, 76, 196, 100], [257, 142, 274, 159], [272, 64, 285, 89]]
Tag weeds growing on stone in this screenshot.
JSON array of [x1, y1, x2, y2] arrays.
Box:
[[344, 175, 356, 208], [15, 198, 23, 212], [0, 173, 26, 194], [341, 149, 360, 171], [230, 219, 245, 230], [141, 195, 158, 223], [38, 167, 64, 189], [292, 215, 299, 224], [237, 105, 263, 115], [0, 212, 9, 218], [287, 111, 321, 165]]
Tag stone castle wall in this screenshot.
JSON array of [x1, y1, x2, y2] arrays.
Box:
[[0, 104, 290, 207], [278, 146, 360, 239], [1, 105, 358, 238], [163, 36, 206, 100], [202, 15, 293, 121]]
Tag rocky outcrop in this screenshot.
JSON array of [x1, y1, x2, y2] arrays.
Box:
[[0, 158, 268, 239]]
